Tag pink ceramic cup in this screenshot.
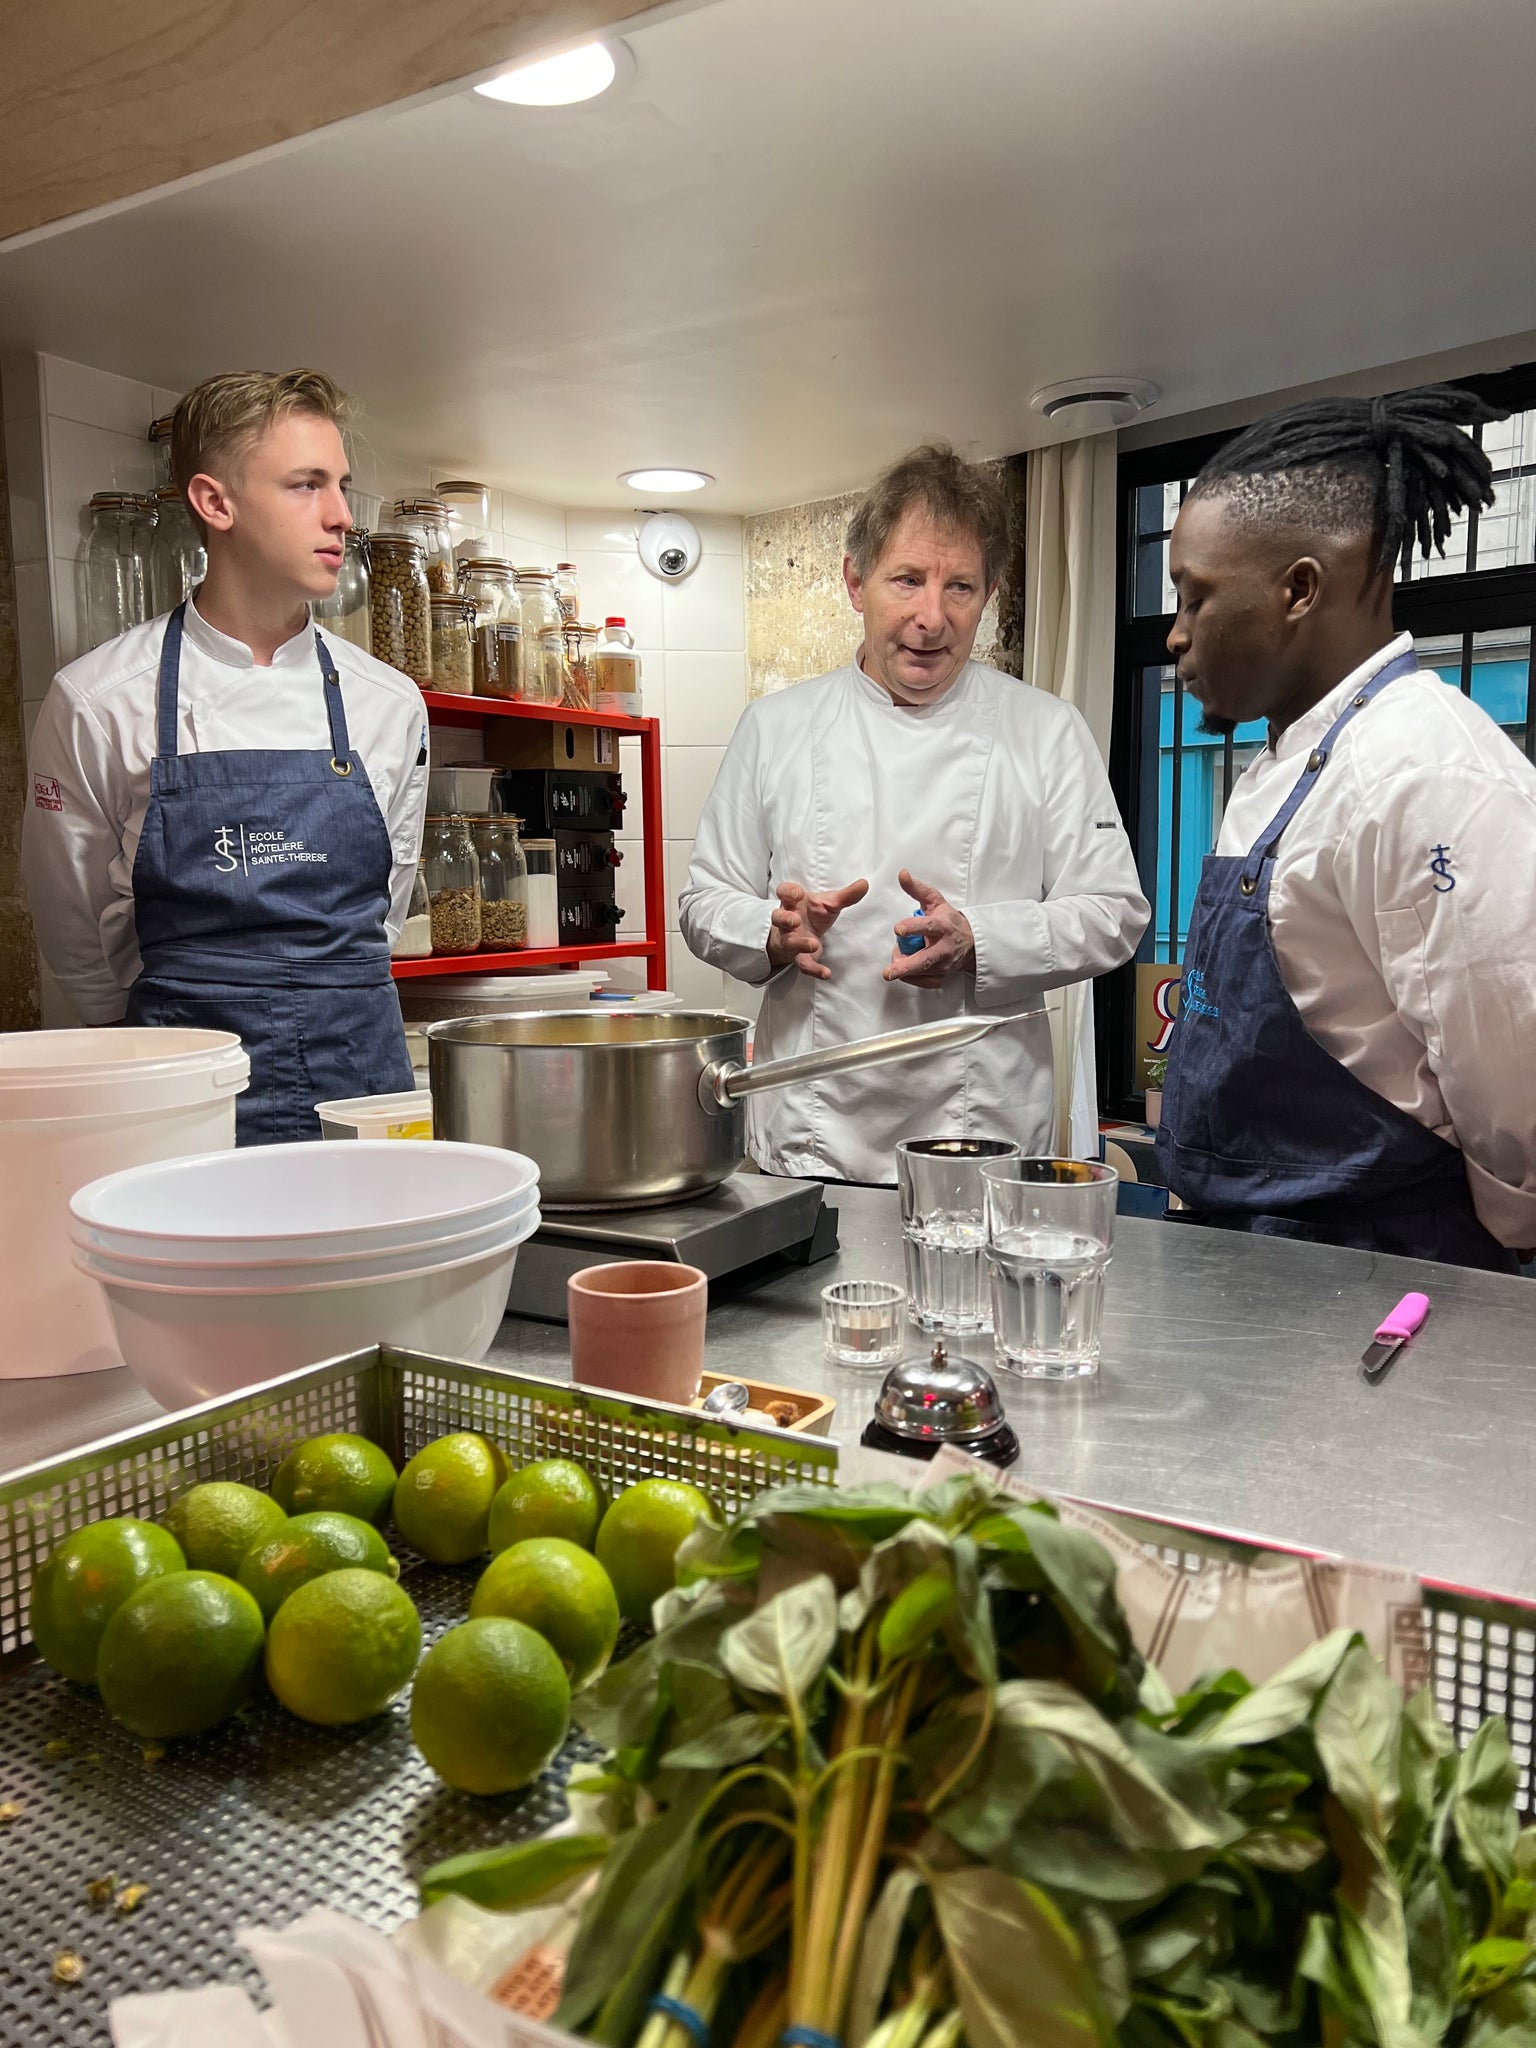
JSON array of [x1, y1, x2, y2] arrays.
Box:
[[567, 1261, 708, 1406]]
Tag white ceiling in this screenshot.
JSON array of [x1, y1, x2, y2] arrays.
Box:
[[4, 0, 1536, 512]]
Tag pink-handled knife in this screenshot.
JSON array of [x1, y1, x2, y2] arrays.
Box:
[[1360, 1291, 1430, 1382]]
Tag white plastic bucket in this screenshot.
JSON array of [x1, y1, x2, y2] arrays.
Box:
[[0, 1028, 249, 1379], [315, 1089, 434, 1141]]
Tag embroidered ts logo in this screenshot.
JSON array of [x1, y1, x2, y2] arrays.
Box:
[[1429, 845, 1455, 893], [213, 826, 247, 875]]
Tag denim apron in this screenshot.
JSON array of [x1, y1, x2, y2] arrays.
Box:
[[125, 604, 414, 1146], [1155, 650, 1517, 1273]]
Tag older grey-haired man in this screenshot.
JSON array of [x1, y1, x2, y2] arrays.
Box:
[[679, 442, 1148, 1185]]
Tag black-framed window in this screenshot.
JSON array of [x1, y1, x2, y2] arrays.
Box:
[[1100, 362, 1536, 1120]]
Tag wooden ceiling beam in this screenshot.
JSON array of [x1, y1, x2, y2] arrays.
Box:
[[0, 0, 654, 246]]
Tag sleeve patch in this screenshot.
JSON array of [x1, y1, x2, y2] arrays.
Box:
[[32, 775, 63, 812]]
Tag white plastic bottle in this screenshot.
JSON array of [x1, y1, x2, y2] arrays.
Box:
[[593, 617, 641, 715]]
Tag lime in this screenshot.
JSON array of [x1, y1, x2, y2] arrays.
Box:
[[237, 1512, 400, 1623], [265, 1570, 421, 1726], [30, 1518, 186, 1686], [162, 1482, 287, 1579], [271, 1433, 397, 1526], [392, 1434, 510, 1565], [96, 1572, 265, 1739], [595, 1478, 721, 1627], [411, 1617, 570, 1795], [469, 1537, 620, 1688], [488, 1459, 605, 1555]]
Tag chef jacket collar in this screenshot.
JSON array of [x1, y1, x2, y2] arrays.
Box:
[[854, 645, 974, 716], [1264, 632, 1414, 764], [183, 592, 320, 672]]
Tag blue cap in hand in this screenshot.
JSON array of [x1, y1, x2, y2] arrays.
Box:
[[897, 908, 927, 956]]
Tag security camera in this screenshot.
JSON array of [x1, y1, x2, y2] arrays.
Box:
[[638, 513, 701, 582]]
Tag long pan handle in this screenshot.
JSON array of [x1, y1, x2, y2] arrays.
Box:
[[700, 1006, 1045, 1110]]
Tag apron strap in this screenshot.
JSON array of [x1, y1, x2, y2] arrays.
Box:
[[315, 631, 354, 775], [155, 603, 188, 759], [1238, 648, 1419, 895]]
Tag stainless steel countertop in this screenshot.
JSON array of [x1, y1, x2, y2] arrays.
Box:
[[3, 1189, 1532, 1601]]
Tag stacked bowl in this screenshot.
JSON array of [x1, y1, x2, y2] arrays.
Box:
[[68, 1140, 540, 1409]]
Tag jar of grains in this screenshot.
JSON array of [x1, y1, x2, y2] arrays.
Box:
[[367, 534, 432, 685], [474, 818, 529, 952], [460, 559, 519, 695], [392, 862, 433, 958], [422, 817, 481, 954], [429, 591, 477, 694], [389, 498, 456, 594], [515, 569, 566, 704], [493, 618, 524, 701]]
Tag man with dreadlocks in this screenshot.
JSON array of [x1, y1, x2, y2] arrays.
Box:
[[1155, 384, 1536, 1271]]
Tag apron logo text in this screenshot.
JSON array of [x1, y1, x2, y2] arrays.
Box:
[[1181, 966, 1220, 1020], [214, 824, 329, 875]]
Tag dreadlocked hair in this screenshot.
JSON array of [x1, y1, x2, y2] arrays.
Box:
[[1186, 383, 1507, 573]]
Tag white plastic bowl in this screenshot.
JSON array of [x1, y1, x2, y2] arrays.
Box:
[[69, 1139, 539, 1261], [72, 1194, 540, 1288], [70, 1180, 539, 1276], [83, 1208, 541, 1410]]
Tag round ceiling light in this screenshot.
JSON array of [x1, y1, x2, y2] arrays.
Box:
[[1029, 377, 1161, 433], [475, 41, 617, 106], [619, 468, 714, 494]]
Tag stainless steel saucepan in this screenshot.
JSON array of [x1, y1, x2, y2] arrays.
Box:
[[427, 1007, 1042, 1210]]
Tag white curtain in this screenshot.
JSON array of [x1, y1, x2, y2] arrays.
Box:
[[1022, 431, 1120, 1157]]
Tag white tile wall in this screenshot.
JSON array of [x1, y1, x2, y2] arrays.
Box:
[[5, 351, 756, 1003]]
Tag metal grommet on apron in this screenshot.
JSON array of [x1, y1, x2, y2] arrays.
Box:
[[124, 604, 414, 1145], [1155, 648, 1517, 1273]]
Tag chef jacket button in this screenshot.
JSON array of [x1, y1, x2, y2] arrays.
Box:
[[1306, 748, 1326, 773]]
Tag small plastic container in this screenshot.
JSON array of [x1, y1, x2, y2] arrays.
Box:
[[821, 1279, 907, 1369], [315, 1090, 435, 1141]]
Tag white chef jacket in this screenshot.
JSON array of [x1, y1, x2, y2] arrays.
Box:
[[1216, 631, 1536, 1250], [679, 657, 1149, 1183], [21, 600, 429, 1025]]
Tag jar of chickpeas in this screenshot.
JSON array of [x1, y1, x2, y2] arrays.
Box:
[[367, 534, 432, 687]]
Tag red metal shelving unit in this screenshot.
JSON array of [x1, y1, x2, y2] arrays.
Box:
[[397, 693, 667, 991]]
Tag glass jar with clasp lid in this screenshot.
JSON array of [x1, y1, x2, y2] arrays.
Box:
[[147, 485, 207, 615], [85, 492, 157, 650], [422, 816, 481, 955], [367, 534, 432, 686], [147, 413, 176, 488], [460, 559, 519, 696], [388, 498, 456, 595], [429, 591, 477, 695], [561, 619, 594, 709], [473, 817, 529, 953], [312, 529, 371, 652], [515, 569, 566, 704]]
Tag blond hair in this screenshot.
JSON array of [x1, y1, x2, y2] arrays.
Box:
[[845, 442, 1012, 588], [171, 368, 352, 533]]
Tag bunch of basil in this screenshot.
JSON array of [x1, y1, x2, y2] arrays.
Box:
[[420, 1471, 1535, 2048]]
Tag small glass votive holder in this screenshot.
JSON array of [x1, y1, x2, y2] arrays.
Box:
[[821, 1279, 907, 1369]]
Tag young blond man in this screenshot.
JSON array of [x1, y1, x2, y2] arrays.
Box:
[[23, 369, 428, 1144]]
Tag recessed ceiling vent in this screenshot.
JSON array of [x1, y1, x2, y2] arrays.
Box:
[[1029, 377, 1160, 433]]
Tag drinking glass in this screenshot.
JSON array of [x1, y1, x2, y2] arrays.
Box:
[[982, 1158, 1118, 1380], [897, 1137, 1020, 1335]]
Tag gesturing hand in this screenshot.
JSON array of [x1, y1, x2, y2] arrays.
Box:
[[767, 878, 870, 980], [883, 869, 975, 989]]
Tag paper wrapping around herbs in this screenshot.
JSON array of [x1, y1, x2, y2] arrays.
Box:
[[113, 1906, 582, 2048], [909, 1441, 1429, 1696]]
